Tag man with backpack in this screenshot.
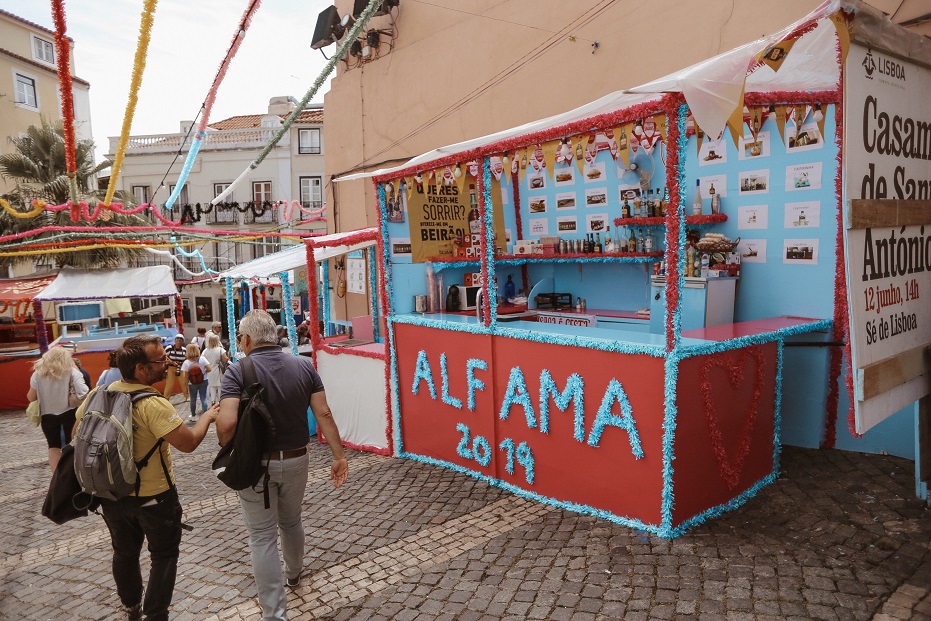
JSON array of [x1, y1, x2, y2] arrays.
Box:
[[74, 334, 218, 621], [217, 310, 348, 621]]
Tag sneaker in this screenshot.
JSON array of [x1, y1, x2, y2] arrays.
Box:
[[187, 415, 198, 423], [126, 603, 142, 621], [286, 573, 302, 588]]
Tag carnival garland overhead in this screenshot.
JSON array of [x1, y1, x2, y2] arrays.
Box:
[[165, 0, 263, 210], [213, 0, 387, 205], [50, 0, 79, 207], [103, 0, 158, 207]]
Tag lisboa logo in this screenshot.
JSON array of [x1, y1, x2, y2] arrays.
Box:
[[862, 49, 876, 79]]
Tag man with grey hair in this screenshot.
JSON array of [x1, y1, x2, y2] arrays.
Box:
[[217, 310, 348, 621]]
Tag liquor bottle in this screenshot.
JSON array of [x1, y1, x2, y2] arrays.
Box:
[[633, 192, 642, 217], [686, 246, 695, 277], [692, 180, 702, 216], [628, 228, 637, 253], [468, 184, 481, 234], [504, 274, 516, 302], [595, 232, 602, 253], [637, 233, 645, 254], [645, 190, 654, 217], [661, 187, 669, 217], [644, 230, 653, 253], [709, 182, 720, 214], [621, 198, 631, 219], [604, 226, 613, 252], [654, 188, 663, 216]]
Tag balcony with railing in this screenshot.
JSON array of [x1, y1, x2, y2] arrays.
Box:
[[109, 126, 290, 155]]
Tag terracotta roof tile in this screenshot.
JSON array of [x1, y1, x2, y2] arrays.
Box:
[[208, 108, 323, 130]]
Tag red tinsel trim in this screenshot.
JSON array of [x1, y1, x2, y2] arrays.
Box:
[[375, 206, 395, 455], [661, 94, 685, 352], [743, 91, 841, 107], [371, 99, 666, 184], [699, 345, 766, 489], [259, 284, 267, 310], [0, 222, 318, 245], [50, 1, 76, 180], [305, 228, 378, 249], [174, 294, 184, 336], [318, 343, 386, 361], [511, 168, 524, 243], [305, 242, 321, 368]]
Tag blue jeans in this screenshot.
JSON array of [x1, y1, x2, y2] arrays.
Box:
[[100, 488, 182, 621], [189, 381, 208, 417], [238, 452, 308, 621]]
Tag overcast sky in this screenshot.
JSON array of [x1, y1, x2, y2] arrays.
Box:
[[5, 0, 335, 162]]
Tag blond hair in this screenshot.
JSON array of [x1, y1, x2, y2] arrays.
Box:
[[32, 347, 75, 380], [185, 342, 201, 360]]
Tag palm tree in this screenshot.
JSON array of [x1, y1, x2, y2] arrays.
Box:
[[0, 119, 149, 270]]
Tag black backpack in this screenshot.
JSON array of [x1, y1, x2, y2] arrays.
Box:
[[211, 356, 277, 507]]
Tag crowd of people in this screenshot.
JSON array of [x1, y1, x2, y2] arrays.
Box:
[[26, 311, 347, 621]]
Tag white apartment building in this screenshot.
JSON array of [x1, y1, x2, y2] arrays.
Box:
[[107, 96, 326, 334], [0, 8, 93, 197]]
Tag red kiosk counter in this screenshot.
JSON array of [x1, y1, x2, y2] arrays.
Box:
[[390, 312, 827, 537]]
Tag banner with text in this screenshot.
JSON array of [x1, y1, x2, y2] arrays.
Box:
[[845, 43, 931, 433], [407, 178, 507, 263]]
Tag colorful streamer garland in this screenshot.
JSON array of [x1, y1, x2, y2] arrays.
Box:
[[50, 0, 79, 207], [165, 0, 263, 210], [213, 0, 387, 205], [104, 0, 158, 206]]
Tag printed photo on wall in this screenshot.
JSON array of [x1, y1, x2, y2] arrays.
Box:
[[556, 192, 577, 210], [391, 238, 412, 257], [528, 171, 546, 190], [619, 184, 641, 202], [583, 161, 606, 183], [738, 239, 767, 263], [738, 169, 770, 195], [737, 204, 768, 230], [699, 135, 727, 165], [528, 196, 548, 214], [787, 120, 824, 153], [529, 219, 548, 236], [585, 188, 608, 207], [783, 239, 819, 265], [386, 184, 406, 223], [587, 213, 608, 232], [785, 162, 822, 191], [699, 174, 728, 198], [195, 297, 213, 322], [554, 166, 575, 186], [784, 201, 820, 228], [739, 131, 771, 160], [557, 216, 578, 233]]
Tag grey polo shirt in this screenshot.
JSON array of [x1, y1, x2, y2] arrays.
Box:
[[219, 345, 325, 451]]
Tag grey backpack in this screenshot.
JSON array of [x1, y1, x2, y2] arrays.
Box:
[[73, 389, 166, 501]]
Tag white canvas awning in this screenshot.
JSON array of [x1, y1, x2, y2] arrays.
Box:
[[218, 229, 379, 279], [33, 266, 178, 301]]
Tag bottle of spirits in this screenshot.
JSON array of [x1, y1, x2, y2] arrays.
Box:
[[637, 234, 645, 254], [605, 226, 613, 252], [645, 190, 654, 217], [633, 192, 642, 217], [644, 230, 653, 253], [692, 180, 702, 216], [468, 184, 481, 235], [709, 182, 720, 214], [661, 187, 669, 217], [621, 198, 631, 219], [595, 232, 602, 253], [628, 228, 637, 253], [654, 188, 663, 216]]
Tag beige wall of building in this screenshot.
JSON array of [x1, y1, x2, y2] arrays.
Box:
[[323, 0, 834, 236], [0, 9, 92, 197]]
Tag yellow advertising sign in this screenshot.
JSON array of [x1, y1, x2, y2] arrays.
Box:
[[407, 178, 508, 263]]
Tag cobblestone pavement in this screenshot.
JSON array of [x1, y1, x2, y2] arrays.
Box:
[[1, 407, 929, 621]]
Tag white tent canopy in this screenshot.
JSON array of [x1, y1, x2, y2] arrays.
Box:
[[218, 228, 379, 279], [34, 266, 178, 301], [338, 0, 930, 182]]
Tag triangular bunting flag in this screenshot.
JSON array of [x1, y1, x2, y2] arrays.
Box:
[[814, 105, 827, 143], [615, 125, 630, 169], [518, 148, 530, 185], [725, 94, 746, 150], [542, 140, 559, 179], [829, 11, 850, 67], [774, 105, 787, 145], [755, 37, 799, 73], [454, 165, 467, 193]]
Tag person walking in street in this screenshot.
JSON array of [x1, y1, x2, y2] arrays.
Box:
[[97, 350, 123, 387], [201, 333, 228, 405], [191, 327, 208, 350], [73, 357, 92, 392], [26, 346, 88, 470], [75, 334, 218, 621], [217, 310, 348, 621], [210, 321, 228, 350], [181, 343, 211, 422], [163, 335, 188, 403]]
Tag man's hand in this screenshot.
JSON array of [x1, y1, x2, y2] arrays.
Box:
[[331, 458, 348, 489]]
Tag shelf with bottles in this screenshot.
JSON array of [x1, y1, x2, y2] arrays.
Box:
[[425, 252, 663, 267], [613, 213, 728, 227]]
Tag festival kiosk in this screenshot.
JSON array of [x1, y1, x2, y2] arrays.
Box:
[[341, 0, 930, 536], [218, 229, 390, 455]]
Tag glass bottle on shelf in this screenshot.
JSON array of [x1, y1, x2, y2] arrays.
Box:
[[633, 192, 642, 217], [628, 228, 637, 253], [654, 188, 663, 217], [621, 198, 631, 219], [595, 232, 602, 253], [709, 182, 720, 214], [468, 184, 481, 235], [661, 187, 669, 217], [636, 232, 645, 254], [644, 230, 653, 253], [604, 226, 613, 253], [692, 179, 702, 216]]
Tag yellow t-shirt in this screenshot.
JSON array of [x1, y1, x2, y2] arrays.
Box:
[[75, 381, 183, 497]]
